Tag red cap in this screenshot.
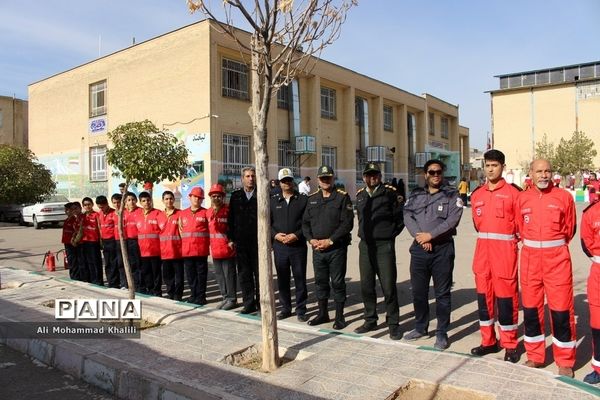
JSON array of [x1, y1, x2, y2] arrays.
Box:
[[208, 184, 225, 196], [188, 186, 205, 198], [143, 181, 154, 190]]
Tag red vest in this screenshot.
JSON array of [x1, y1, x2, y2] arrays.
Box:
[[158, 209, 182, 260], [207, 205, 235, 259], [62, 215, 78, 244], [98, 208, 117, 240], [81, 211, 100, 242], [124, 208, 140, 239], [179, 207, 210, 257], [135, 208, 162, 257]]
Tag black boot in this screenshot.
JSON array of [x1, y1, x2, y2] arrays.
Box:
[[308, 299, 330, 326], [333, 302, 346, 330]]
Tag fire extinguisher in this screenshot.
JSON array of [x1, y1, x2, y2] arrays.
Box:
[[43, 251, 56, 272], [56, 249, 69, 269]]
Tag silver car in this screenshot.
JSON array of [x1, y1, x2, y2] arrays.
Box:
[[22, 194, 70, 229]]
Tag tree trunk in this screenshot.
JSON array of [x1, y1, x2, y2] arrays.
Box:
[[117, 180, 136, 301], [250, 34, 280, 371]]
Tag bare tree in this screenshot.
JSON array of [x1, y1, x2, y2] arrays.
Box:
[[187, 0, 356, 371]]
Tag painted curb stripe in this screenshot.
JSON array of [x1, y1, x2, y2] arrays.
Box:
[[556, 376, 600, 397]]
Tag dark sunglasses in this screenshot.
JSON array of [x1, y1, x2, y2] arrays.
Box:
[[427, 169, 443, 176]]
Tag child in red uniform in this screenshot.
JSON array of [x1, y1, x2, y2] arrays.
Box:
[[123, 192, 142, 289], [97, 195, 119, 288], [74, 197, 102, 285], [158, 191, 184, 300], [136, 191, 163, 296]]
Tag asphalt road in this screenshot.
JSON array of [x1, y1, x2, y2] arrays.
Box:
[[0, 204, 595, 380], [0, 343, 115, 400]]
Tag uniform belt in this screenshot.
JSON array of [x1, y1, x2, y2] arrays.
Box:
[[591, 255, 600, 263], [477, 232, 514, 241], [160, 235, 181, 241], [210, 233, 228, 239], [138, 234, 159, 239], [181, 232, 209, 238], [522, 238, 565, 248]]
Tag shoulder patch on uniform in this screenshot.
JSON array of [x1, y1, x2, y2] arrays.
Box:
[[336, 188, 347, 195], [384, 184, 397, 191], [511, 183, 523, 192], [356, 187, 365, 195]]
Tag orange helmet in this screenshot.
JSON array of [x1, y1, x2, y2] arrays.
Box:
[[208, 184, 225, 196]]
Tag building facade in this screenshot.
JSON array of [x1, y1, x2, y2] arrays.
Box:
[[29, 20, 469, 202], [0, 95, 28, 148], [490, 61, 600, 182]]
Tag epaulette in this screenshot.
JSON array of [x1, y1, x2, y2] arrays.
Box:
[[336, 188, 347, 195], [356, 187, 365, 196], [511, 183, 523, 192], [384, 184, 397, 191], [308, 189, 321, 196]]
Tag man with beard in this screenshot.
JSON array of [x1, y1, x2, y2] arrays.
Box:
[[516, 159, 576, 377]]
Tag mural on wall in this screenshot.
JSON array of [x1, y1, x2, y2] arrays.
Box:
[[38, 129, 211, 206], [38, 152, 107, 200]]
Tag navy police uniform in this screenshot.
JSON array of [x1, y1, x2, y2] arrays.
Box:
[[355, 166, 404, 335], [403, 183, 463, 338]]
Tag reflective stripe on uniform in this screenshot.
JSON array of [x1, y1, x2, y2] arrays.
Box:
[[552, 337, 576, 349], [181, 232, 209, 238], [522, 238, 565, 248], [524, 334, 545, 343], [498, 323, 518, 331], [477, 232, 514, 241], [210, 233, 228, 239], [591, 255, 600, 263], [479, 319, 495, 327], [138, 234, 159, 239], [160, 235, 181, 241], [592, 358, 600, 367]]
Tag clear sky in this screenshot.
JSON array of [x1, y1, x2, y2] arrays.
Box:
[[2, 0, 599, 149]]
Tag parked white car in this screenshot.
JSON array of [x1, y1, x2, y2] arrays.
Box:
[[22, 194, 70, 229]]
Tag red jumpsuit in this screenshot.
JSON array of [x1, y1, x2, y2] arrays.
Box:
[[581, 202, 600, 373], [207, 205, 235, 259], [135, 209, 162, 257], [471, 179, 520, 349], [158, 209, 182, 260], [516, 185, 576, 367], [179, 207, 210, 257]]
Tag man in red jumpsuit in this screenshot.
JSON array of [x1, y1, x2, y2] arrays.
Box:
[[581, 199, 600, 384], [517, 159, 576, 377], [469, 150, 521, 363]]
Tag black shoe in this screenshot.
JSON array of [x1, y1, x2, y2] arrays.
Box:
[[471, 343, 500, 356], [221, 301, 238, 311], [389, 325, 402, 341], [354, 322, 377, 334], [277, 311, 292, 320], [434, 332, 449, 350], [403, 329, 428, 341], [332, 302, 346, 330], [297, 314, 309, 322], [308, 299, 330, 326], [504, 348, 519, 363], [240, 305, 257, 314]]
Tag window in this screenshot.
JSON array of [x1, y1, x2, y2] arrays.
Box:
[[222, 134, 250, 176], [277, 84, 289, 109], [222, 58, 249, 100], [383, 105, 393, 131], [441, 117, 449, 139], [89, 80, 106, 117], [90, 146, 107, 181], [428, 112, 435, 135], [278, 140, 298, 176], [321, 87, 336, 119], [321, 146, 337, 170]]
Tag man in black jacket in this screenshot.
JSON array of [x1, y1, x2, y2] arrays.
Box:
[[354, 163, 404, 340], [302, 165, 354, 329], [270, 168, 308, 321], [228, 167, 259, 314]]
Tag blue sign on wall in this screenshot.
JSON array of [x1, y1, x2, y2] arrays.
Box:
[[89, 117, 107, 134]]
